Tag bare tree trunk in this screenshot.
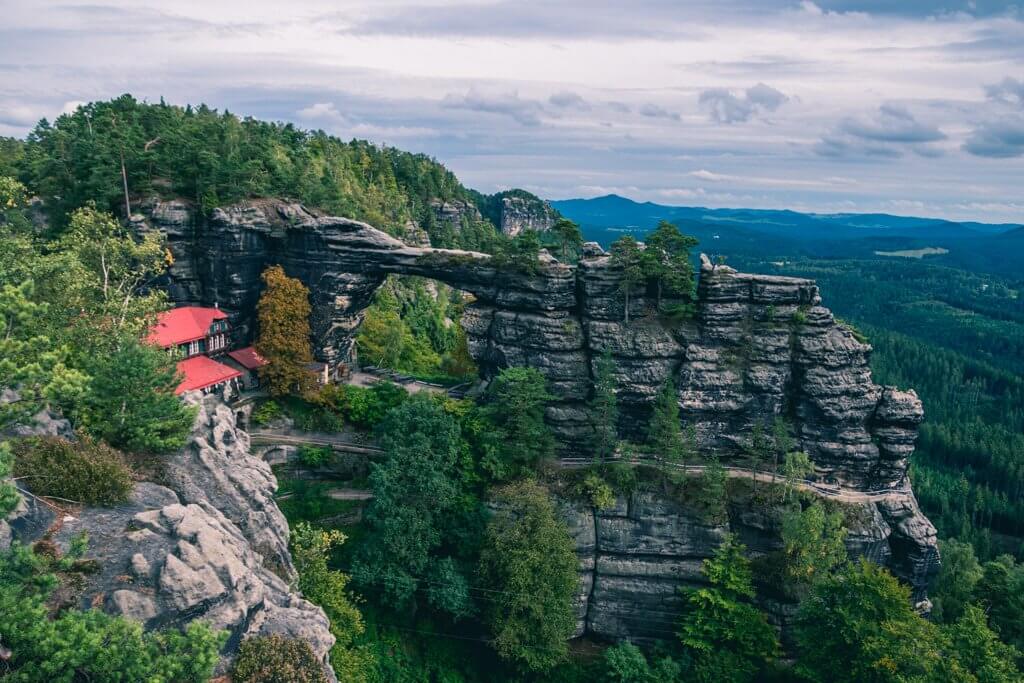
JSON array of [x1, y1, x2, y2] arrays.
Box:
[[120, 149, 132, 218], [624, 286, 630, 325]]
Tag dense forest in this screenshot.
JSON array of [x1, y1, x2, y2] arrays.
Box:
[[2, 96, 1024, 682]]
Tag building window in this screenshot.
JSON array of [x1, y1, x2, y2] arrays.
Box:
[[188, 340, 200, 356]]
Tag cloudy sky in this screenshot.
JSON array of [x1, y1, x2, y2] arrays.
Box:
[[1, 1, 1023, 222]]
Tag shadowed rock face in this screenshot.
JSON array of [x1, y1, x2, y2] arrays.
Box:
[[138, 198, 938, 624], [142, 199, 922, 487]]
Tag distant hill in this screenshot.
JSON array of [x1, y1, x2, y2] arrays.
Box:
[[551, 194, 1024, 279]]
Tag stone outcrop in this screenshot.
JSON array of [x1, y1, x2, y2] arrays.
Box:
[[165, 394, 295, 579], [1, 394, 336, 679], [562, 486, 935, 643], [497, 194, 557, 236], [136, 198, 938, 619]]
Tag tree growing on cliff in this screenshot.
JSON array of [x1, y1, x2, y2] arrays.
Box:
[[478, 480, 579, 673], [481, 367, 554, 479], [609, 235, 644, 324], [550, 217, 583, 262], [589, 352, 619, 461], [642, 220, 698, 315], [257, 265, 315, 397], [648, 378, 690, 476], [780, 502, 848, 594], [678, 534, 779, 683]]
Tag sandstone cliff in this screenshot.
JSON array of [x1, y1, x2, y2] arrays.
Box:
[[134, 198, 939, 623], [2, 395, 336, 679]]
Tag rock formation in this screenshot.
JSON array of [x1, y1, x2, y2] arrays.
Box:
[[496, 194, 558, 236], [134, 198, 938, 630], [1, 394, 337, 679]]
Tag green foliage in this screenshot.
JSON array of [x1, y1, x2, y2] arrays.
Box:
[[298, 445, 333, 468], [74, 334, 197, 452], [930, 538, 984, 623], [0, 542, 225, 682], [642, 220, 698, 316], [232, 634, 328, 683], [290, 523, 373, 681], [578, 472, 616, 510], [0, 280, 87, 429], [493, 230, 543, 274], [352, 394, 471, 616], [481, 367, 555, 480], [548, 218, 584, 262], [588, 352, 619, 461], [599, 642, 682, 683], [975, 554, 1024, 651], [478, 480, 579, 673], [794, 559, 960, 683], [780, 502, 848, 592], [321, 381, 408, 429], [945, 604, 1024, 683], [609, 235, 645, 324], [0, 443, 19, 517], [18, 96, 503, 247], [252, 399, 282, 426], [648, 378, 688, 474], [257, 265, 316, 398], [12, 436, 133, 505], [781, 450, 814, 502], [678, 534, 779, 683], [693, 452, 728, 524]]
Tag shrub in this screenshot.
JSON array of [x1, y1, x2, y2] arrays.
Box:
[[232, 634, 328, 683], [12, 436, 133, 505], [578, 472, 615, 510], [252, 400, 282, 426], [297, 445, 332, 468], [340, 382, 408, 428]]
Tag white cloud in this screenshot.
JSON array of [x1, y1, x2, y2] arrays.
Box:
[[0, 0, 1021, 221]]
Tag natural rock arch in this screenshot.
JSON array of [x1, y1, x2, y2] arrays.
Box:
[[143, 199, 923, 490]]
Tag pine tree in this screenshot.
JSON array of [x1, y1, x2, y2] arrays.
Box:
[[256, 265, 315, 397], [649, 378, 686, 475], [551, 218, 583, 262], [609, 235, 645, 324], [679, 534, 779, 683], [642, 220, 698, 314], [589, 352, 619, 461]]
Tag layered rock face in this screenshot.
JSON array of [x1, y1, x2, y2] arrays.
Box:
[[497, 194, 558, 236], [561, 486, 934, 643], [2, 394, 336, 679], [138, 198, 937, 624], [141, 198, 927, 488]]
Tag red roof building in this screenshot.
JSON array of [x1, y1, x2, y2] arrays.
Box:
[[227, 346, 268, 370], [147, 306, 230, 355], [174, 355, 242, 395]]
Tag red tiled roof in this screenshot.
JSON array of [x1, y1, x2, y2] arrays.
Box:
[[147, 307, 228, 348], [174, 355, 242, 395], [227, 346, 268, 370]]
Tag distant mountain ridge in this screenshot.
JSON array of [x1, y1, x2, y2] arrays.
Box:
[[551, 194, 1024, 279], [551, 194, 1020, 238]]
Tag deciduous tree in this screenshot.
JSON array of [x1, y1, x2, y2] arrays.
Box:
[[257, 265, 316, 397], [478, 480, 578, 673]]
